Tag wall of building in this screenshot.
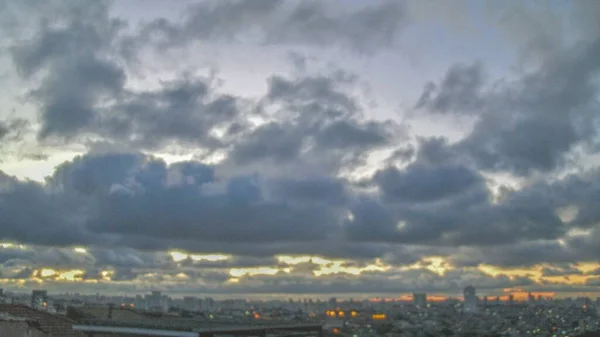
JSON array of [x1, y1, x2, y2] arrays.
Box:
[[0, 321, 48, 337]]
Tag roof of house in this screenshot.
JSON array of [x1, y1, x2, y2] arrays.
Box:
[[0, 304, 84, 337]]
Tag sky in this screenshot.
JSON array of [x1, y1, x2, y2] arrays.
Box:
[[0, 0, 600, 299]]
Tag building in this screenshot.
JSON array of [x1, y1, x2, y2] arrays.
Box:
[[0, 304, 83, 336], [0, 315, 47, 337], [413, 293, 427, 308], [528, 292, 535, 303], [31, 290, 48, 310], [183, 296, 202, 312], [463, 286, 477, 313]]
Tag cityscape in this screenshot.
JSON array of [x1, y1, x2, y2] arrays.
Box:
[[1, 287, 600, 336], [2, 0, 600, 336]]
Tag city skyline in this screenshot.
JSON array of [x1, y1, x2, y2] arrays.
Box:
[[1, 0, 600, 298]]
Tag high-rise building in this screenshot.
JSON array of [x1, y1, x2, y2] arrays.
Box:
[[329, 297, 337, 309], [146, 291, 163, 312], [413, 293, 427, 308], [463, 286, 476, 313], [183, 296, 202, 312], [205, 297, 215, 311], [31, 290, 48, 310], [528, 292, 535, 303]]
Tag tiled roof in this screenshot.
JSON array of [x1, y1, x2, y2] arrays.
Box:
[[0, 304, 85, 337]]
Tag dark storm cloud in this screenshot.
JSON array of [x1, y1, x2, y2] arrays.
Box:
[[540, 265, 583, 277], [135, 0, 406, 53], [227, 73, 402, 175], [0, 118, 30, 161], [99, 76, 241, 151], [0, 152, 349, 250], [0, 171, 92, 246], [5, 0, 243, 151], [373, 163, 484, 203], [415, 38, 600, 176], [347, 164, 600, 249], [415, 62, 485, 114], [10, 1, 126, 139], [0, 245, 93, 269], [0, 118, 28, 142], [4, 0, 404, 168]]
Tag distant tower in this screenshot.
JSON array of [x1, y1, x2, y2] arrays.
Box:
[[31, 290, 48, 310], [463, 286, 477, 313], [413, 293, 427, 308]]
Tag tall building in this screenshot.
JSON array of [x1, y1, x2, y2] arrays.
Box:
[[463, 286, 477, 313], [413, 293, 427, 308], [31, 290, 48, 310], [328, 297, 337, 309], [508, 294, 514, 306], [146, 291, 163, 312], [205, 297, 214, 311], [183, 296, 202, 312]]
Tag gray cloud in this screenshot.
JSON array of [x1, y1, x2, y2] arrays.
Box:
[[540, 265, 583, 277], [0, 117, 29, 162], [415, 38, 600, 176], [226, 73, 403, 176], [373, 163, 485, 203], [415, 62, 485, 115], [0, 117, 28, 142], [1, 152, 347, 250], [10, 1, 126, 140], [99, 76, 241, 151], [135, 0, 406, 53], [347, 163, 600, 249]]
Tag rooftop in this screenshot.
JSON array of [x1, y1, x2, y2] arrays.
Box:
[[0, 304, 84, 337]]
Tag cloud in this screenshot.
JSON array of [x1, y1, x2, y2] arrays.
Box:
[[373, 163, 485, 203], [135, 0, 406, 53], [0, 118, 28, 142], [9, 1, 126, 140], [0, 117, 30, 161], [98, 76, 242, 151], [226, 72, 403, 175], [415, 62, 485, 115], [540, 265, 583, 277], [347, 162, 600, 249], [1, 152, 348, 251], [414, 38, 600, 176]]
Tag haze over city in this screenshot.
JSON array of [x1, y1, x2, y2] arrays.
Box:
[[1, 0, 600, 304]]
